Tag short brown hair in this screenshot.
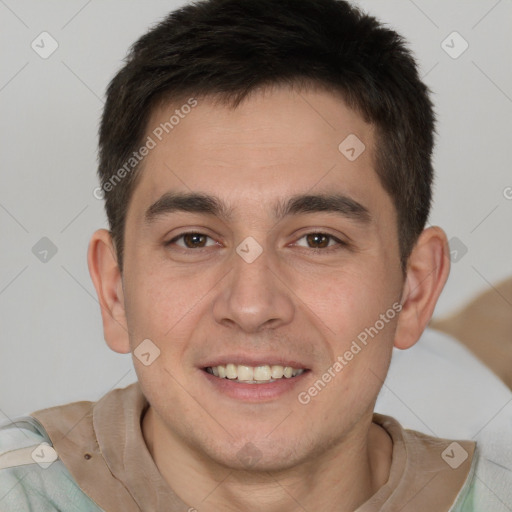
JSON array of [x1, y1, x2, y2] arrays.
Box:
[[98, 0, 435, 273]]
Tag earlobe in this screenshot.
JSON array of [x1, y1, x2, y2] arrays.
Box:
[[87, 229, 131, 354], [394, 226, 450, 350]]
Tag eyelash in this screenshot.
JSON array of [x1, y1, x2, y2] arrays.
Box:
[[165, 232, 348, 253]]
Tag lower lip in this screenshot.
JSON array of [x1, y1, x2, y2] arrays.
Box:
[[200, 369, 310, 402]]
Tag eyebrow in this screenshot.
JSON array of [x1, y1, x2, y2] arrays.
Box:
[[144, 191, 371, 225]]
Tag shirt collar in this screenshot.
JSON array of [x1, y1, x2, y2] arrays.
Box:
[[32, 381, 476, 512]]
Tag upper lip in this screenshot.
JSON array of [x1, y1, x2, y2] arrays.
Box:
[[200, 355, 309, 369]]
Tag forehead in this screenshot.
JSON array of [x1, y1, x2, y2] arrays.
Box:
[[128, 85, 393, 224]]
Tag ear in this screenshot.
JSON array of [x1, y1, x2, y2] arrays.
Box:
[[87, 229, 131, 354], [394, 226, 450, 350]]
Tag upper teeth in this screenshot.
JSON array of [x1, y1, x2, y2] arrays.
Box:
[[206, 364, 305, 382]]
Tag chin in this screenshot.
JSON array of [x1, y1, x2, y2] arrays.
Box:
[[203, 435, 310, 474]]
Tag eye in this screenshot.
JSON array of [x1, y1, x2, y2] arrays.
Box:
[[294, 232, 346, 250], [167, 232, 217, 249]]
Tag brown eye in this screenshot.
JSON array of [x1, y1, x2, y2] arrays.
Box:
[[183, 233, 207, 248], [168, 232, 216, 249], [306, 233, 330, 248], [294, 232, 347, 252]]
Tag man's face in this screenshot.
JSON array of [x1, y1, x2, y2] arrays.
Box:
[[120, 86, 405, 470]]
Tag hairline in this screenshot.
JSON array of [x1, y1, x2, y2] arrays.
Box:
[[112, 81, 409, 274]]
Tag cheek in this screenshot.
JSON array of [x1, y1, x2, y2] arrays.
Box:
[[123, 271, 196, 399], [123, 254, 198, 340], [301, 287, 397, 418], [121, 255, 220, 380], [294, 264, 397, 338], [296, 265, 399, 389]]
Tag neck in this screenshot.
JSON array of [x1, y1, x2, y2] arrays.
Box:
[[142, 407, 392, 512]]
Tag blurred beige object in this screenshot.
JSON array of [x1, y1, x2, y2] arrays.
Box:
[[430, 276, 512, 390]]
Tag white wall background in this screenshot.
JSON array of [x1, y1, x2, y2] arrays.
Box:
[[0, 0, 511, 419]]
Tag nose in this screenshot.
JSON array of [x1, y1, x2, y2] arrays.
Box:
[[212, 243, 295, 333]]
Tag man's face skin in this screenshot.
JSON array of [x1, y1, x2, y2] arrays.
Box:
[[89, 85, 449, 511]]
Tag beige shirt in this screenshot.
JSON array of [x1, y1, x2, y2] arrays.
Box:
[[31, 382, 476, 512]]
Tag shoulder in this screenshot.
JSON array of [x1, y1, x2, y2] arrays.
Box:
[[454, 427, 512, 511], [373, 413, 477, 510], [0, 416, 104, 511], [397, 419, 512, 511], [375, 413, 512, 512]]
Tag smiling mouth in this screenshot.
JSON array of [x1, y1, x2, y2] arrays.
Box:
[[204, 364, 307, 384]]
